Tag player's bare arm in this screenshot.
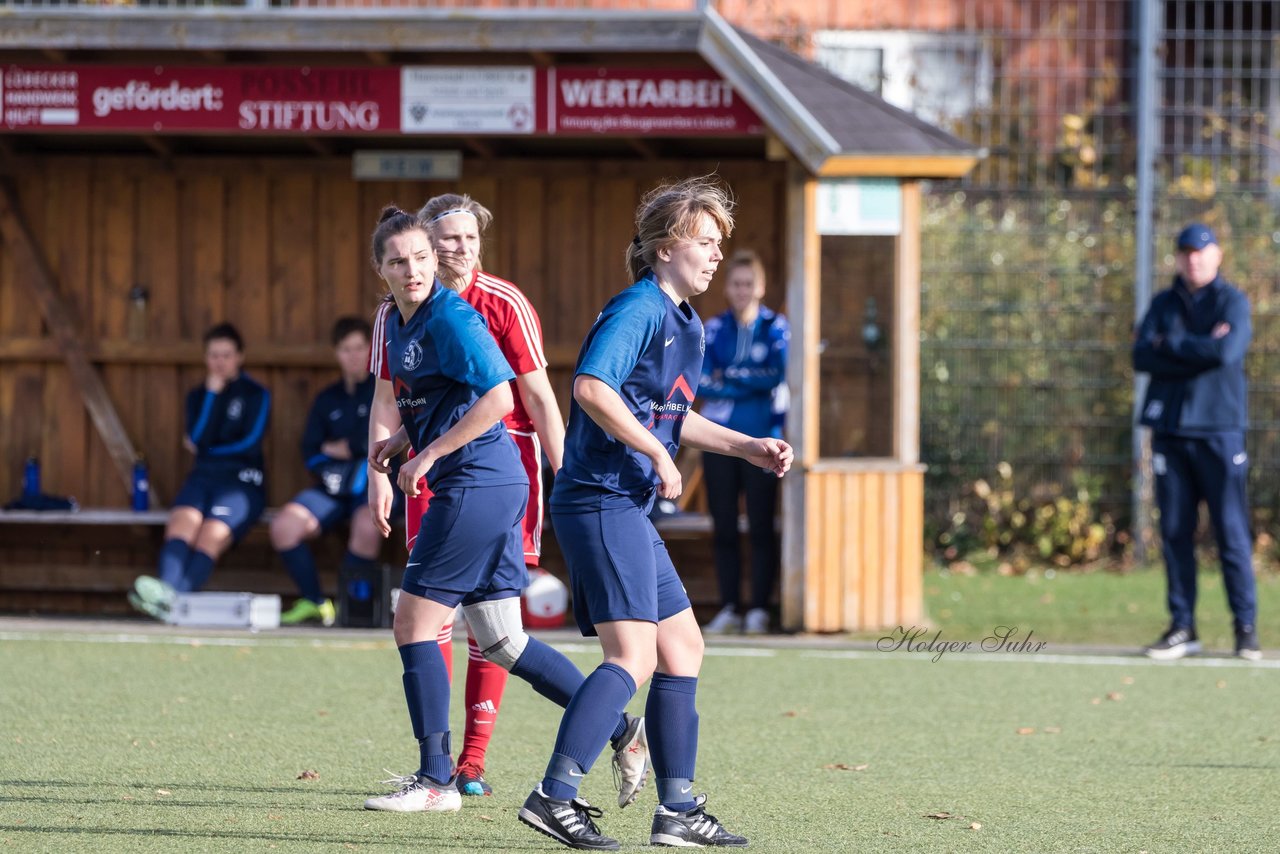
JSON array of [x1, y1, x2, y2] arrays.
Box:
[[681, 410, 793, 476], [515, 367, 566, 473], [367, 376, 402, 537]]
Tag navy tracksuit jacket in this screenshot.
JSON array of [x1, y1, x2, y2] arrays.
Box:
[[1132, 273, 1256, 628]]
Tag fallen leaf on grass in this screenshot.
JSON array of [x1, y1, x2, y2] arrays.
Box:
[[155, 789, 171, 796], [1090, 697, 1101, 705], [1216, 680, 1227, 689], [1016, 727, 1036, 735], [317, 710, 329, 717], [267, 814, 283, 821], [478, 814, 495, 822], [823, 763, 869, 771], [297, 770, 320, 780], [121, 796, 134, 801], [969, 822, 982, 830], [1106, 692, 1123, 702], [924, 812, 958, 820], [1043, 726, 1062, 734], [782, 710, 799, 717], [1121, 676, 1135, 685]]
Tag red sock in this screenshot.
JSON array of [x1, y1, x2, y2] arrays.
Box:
[[457, 636, 509, 771], [437, 622, 454, 683]]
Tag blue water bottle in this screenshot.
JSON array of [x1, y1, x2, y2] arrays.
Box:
[[23, 456, 40, 499], [132, 455, 150, 512]]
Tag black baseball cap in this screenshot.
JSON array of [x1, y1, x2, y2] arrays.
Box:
[[1176, 223, 1217, 251]]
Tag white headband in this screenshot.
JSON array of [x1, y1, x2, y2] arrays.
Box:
[[429, 208, 478, 224]]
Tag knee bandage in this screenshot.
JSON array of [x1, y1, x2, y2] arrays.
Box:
[[461, 597, 529, 671]]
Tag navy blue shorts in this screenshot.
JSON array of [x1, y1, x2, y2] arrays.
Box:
[[172, 471, 266, 543], [290, 487, 364, 532], [400, 482, 529, 608], [551, 502, 691, 637]]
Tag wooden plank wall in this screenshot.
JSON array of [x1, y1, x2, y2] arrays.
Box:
[[804, 466, 924, 631], [0, 156, 788, 510]]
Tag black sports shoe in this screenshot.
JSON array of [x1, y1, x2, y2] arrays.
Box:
[[518, 785, 619, 851], [1144, 626, 1201, 661], [651, 794, 748, 847], [1235, 625, 1262, 661]]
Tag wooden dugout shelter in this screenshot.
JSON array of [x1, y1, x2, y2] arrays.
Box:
[[0, 3, 978, 631]]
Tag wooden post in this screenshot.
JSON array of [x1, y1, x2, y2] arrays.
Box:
[[781, 161, 819, 632], [894, 181, 921, 465], [0, 179, 144, 500]]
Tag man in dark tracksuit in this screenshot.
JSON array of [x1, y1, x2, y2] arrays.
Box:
[[1132, 223, 1260, 661]]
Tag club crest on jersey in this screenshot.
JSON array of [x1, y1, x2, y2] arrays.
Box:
[[402, 340, 424, 371], [227, 398, 243, 420]]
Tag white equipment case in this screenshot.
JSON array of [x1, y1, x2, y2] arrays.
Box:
[[166, 592, 281, 630]]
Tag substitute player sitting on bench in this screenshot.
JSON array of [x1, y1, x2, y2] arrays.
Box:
[[129, 322, 271, 620], [271, 316, 382, 626]]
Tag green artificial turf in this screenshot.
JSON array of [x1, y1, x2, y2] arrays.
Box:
[[919, 565, 1280, 652], [2, 625, 1278, 853]]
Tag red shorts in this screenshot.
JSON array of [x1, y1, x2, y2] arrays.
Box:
[[404, 430, 543, 563]]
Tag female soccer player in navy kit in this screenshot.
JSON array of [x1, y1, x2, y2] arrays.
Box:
[[518, 177, 792, 850], [361, 207, 645, 815], [129, 323, 271, 619], [367, 193, 589, 799]]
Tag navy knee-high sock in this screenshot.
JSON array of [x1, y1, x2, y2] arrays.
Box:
[[279, 544, 324, 603], [511, 636, 586, 706], [646, 673, 699, 812], [399, 640, 453, 785], [182, 550, 217, 593], [157, 538, 191, 588], [541, 663, 636, 801], [511, 639, 629, 744]]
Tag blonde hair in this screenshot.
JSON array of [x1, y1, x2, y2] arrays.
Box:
[[626, 175, 735, 281], [416, 193, 492, 291], [725, 248, 766, 289]]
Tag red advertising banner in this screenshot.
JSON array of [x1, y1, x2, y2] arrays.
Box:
[[2, 64, 763, 137], [543, 67, 763, 135], [1, 65, 400, 133]]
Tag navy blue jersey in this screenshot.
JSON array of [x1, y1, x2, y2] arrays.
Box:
[[699, 306, 788, 438], [302, 375, 375, 497], [552, 274, 704, 510], [384, 283, 525, 489], [185, 374, 271, 480]]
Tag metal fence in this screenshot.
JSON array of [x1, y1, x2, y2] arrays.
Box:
[[786, 0, 1280, 532]]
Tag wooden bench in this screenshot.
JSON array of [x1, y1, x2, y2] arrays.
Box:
[[0, 506, 383, 615], [0, 506, 764, 619]]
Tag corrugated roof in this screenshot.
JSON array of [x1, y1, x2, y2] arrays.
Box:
[[0, 5, 981, 175], [736, 28, 976, 159]]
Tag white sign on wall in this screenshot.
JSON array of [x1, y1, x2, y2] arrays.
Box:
[[816, 178, 902, 236], [400, 67, 536, 134]]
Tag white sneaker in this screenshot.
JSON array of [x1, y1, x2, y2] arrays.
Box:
[[743, 608, 769, 635], [703, 605, 741, 634], [363, 771, 462, 812], [611, 713, 650, 808]]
